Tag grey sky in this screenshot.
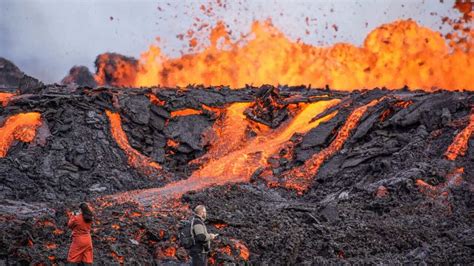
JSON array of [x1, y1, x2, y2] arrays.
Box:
[[0, 0, 461, 83]]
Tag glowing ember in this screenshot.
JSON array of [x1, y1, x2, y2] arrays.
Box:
[[116, 99, 339, 204], [111, 224, 120, 230], [0, 112, 42, 157], [379, 109, 392, 122], [213, 223, 227, 229], [53, 228, 64, 235], [282, 98, 383, 193], [161, 247, 177, 258], [375, 185, 389, 198], [129, 211, 142, 218], [36, 220, 55, 227], [167, 139, 179, 148], [170, 108, 203, 117], [0, 92, 15, 107], [148, 93, 165, 106], [416, 167, 464, 200], [219, 245, 232, 256], [96, 20, 473, 91], [232, 239, 250, 261], [111, 251, 125, 264], [45, 242, 57, 250], [393, 100, 413, 108], [445, 110, 474, 161], [105, 110, 163, 174], [105, 236, 117, 242]]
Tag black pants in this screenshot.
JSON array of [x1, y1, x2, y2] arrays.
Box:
[[190, 252, 208, 266]]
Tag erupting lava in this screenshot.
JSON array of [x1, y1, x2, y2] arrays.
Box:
[[282, 98, 383, 193], [445, 110, 474, 161], [0, 112, 42, 157], [105, 110, 162, 174], [114, 99, 340, 205], [96, 20, 473, 91]]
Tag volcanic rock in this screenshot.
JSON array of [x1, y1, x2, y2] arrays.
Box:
[[0, 84, 472, 265], [61, 65, 97, 87], [0, 57, 43, 93]]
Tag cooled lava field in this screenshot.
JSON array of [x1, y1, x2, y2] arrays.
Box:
[[0, 57, 473, 265]]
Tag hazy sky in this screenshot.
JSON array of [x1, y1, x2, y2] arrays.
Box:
[[0, 0, 463, 83]]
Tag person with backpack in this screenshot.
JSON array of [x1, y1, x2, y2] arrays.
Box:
[[180, 205, 217, 266]]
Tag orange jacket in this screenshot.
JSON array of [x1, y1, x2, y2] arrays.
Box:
[[67, 214, 93, 263]]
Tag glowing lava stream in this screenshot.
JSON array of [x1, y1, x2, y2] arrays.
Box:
[[444, 110, 474, 161], [282, 98, 383, 193], [0, 92, 16, 107], [113, 99, 340, 206], [0, 112, 42, 157], [105, 110, 162, 174]]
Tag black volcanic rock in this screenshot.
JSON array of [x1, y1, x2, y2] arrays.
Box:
[[61, 65, 97, 87], [0, 57, 43, 93], [0, 86, 472, 265]]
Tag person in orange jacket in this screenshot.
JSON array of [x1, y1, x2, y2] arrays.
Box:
[[67, 202, 94, 265]]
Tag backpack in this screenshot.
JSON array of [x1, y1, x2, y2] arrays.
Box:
[[178, 217, 195, 249]]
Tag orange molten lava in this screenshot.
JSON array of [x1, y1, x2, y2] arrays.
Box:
[[161, 247, 177, 258], [445, 110, 474, 160], [105, 110, 162, 174], [219, 245, 232, 256], [111, 251, 124, 264], [97, 20, 473, 91], [282, 98, 383, 193], [45, 243, 57, 250], [393, 100, 414, 109], [148, 93, 165, 106], [0, 112, 42, 157], [416, 167, 464, 199], [53, 228, 64, 235], [170, 108, 203, 117], [232, 240, 250, 261], [0, 92, 15, 107], [119, 99, 339, 205]]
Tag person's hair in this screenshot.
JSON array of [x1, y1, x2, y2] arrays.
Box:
[[79, 202, 93, 223], [194, 205, 206, 215]]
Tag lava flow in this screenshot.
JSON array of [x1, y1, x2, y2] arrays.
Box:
[[0, 92, 15, 107], [96, 19, 473, 91], [113, 99, 340, 205], [105, 110, 162, 175], [416, 167, 464, 201], [281, 98, 383, 193], [445, 109, 474, 161], [0, 112, 42, 157]]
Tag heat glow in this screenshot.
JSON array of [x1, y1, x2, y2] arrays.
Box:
[[0, 92, 16, 107], [105, 110, 162, 174], [117, 99, 340, 205], [0, 112, 42, 157], [96, 20, 473, 91], [282, 98, 383, 193], [445, 110, 474, 161]]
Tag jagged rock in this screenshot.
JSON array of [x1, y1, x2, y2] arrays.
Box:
[[0, 57, 43, 93], [61, 66, 97, 87]]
